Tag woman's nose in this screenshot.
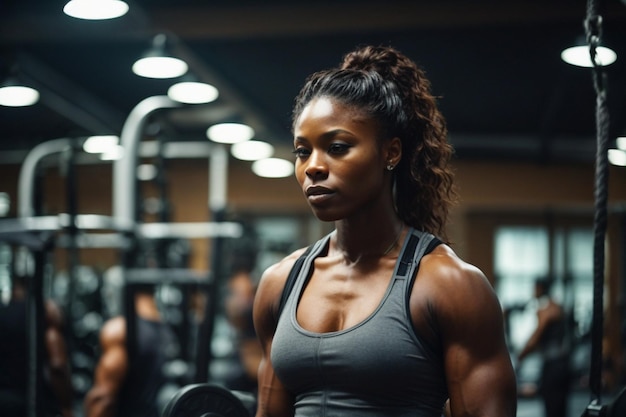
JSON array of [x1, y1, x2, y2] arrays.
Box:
[[304, 150, 328, 180]]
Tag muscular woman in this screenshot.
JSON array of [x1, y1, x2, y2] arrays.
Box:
[[253, 45, 517, 417]]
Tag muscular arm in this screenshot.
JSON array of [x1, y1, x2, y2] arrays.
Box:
[[84, 317, 128, 417], [44, 300, 74, 417], [517, 302, 561, 362], [416, 247, 517, 417], [253, 254, 302, 417]]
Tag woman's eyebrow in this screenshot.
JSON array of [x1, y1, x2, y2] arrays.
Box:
[[295, 129, 354, 143]]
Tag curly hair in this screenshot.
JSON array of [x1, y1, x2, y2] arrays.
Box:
[[292, 45, 457, 240]]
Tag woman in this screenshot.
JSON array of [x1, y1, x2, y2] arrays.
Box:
[[253, 45, 516, 417]]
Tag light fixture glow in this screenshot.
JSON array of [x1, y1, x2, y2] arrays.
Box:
[[230, 140, 274, 161], [561, 45, 617, 67], [63, 0, 129, 20], [0, 85, 39, 107], [137, 164, 158, 181], [0, 192, 10, 217], [100, 145, 124, 161], [251, 158, 294, 178], [608, 149, 626, 166], [167, 81, 219, 104], [616, 136, 626, 151], [132, 56, 188, 79], [83, 135, 119, 154], [132, 34, 188, 79], [207, 123, 254, 144]]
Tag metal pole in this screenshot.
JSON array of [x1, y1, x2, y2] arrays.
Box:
[[26, 244, 49, 417], [18, 138, 72, 219], [112, 96, 181, 367], [112, 95, 181, 231], [195, 144, 228, 382]]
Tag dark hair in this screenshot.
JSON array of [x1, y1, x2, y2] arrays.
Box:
[[534, 277, 553, 293], [292, 45, 456, 239]]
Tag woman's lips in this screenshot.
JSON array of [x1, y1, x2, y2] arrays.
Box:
[[305, 185, 334, 204]]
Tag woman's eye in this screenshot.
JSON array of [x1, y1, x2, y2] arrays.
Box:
[[328, 143, 350, 154], [292, 147, 311, 158]]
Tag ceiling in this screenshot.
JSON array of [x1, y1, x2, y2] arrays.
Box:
[[2, 0, 626, 165]]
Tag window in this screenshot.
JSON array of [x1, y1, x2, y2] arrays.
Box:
[[493, 223, 594, 384]]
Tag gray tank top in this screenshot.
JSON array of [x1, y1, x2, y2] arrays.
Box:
[[271, 228, 448, 417]]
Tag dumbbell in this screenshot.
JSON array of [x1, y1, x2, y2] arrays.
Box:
[[161, 383, 256, 417]]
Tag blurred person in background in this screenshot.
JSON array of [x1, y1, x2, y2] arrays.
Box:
[[223, 240, 263, 395], [0, 274, 74, 417], [517, 277, 571, 417], [83, 282, 177, 417]]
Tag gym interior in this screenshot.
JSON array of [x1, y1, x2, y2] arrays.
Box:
[[2, 1, 626, 417]]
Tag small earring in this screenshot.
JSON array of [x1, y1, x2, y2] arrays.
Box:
[[386, 164, 394, 171]]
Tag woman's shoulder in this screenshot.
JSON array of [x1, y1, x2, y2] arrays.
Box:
[[416, 244, 500, 314], [410, 244, 505, 348], [253, 246, 311, 326], [258, 246, 310, 291], [422, 244, 486, 282]]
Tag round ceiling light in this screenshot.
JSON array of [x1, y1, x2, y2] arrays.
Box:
[[99, 145, 125, 161], [83, 135, 119, 154], [167, 81, 219, 104], [251, 158, 294, 178], [230, 140, 274, 161], [63, 0, 129, 20], [608, 149, 626, 167], [561, 45, 617, 67], [0, 85, 39, 107], [132, 56, 188, 79], [207, 123, 254, 144]]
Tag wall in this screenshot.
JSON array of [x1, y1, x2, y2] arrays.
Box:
[[1, 157, 624, 271], [0, 155, 624, 382]]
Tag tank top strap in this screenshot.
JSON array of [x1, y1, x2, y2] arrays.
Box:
[[392, 228, 439, 288], [294, 233, 332, 286], [393, 228, 445, 364]]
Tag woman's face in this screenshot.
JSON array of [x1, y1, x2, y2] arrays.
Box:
[[293, 96, 393, 222]]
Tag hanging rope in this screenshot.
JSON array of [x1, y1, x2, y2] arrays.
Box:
[[585, 0, 610, 407]]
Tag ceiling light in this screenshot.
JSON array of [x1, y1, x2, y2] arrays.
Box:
[[0, 192, 9, 217], [608, 149, 626, 166], [63, 0, 129, 20], [167, 80, 219, 104], [0, 77, 39, 107], [231, 140, 274, 161], [83, 135, 119, 153], [137, 164, 157, 181], [132, 34, 188, 79], [207, 123, 254, 144], [100, 145, 124, 161], [561, 43, 617, 67], [251, 158, 294, 178], [616, 136, 626, 151]]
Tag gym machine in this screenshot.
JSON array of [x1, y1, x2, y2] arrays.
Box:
[[1, 94, 245, 416]]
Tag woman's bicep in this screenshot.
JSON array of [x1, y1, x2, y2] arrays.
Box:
[[253, 260, 297, 417], [431, 258, 517, 417], [256, 353, 294, 417]]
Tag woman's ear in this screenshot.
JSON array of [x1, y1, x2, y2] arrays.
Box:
[[384, 137, 402, 169]]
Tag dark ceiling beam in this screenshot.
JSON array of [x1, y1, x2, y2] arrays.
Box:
[[450, 133, 596, 163], [2, 2, 626, 44], [167, 38, 291, 141], [149, 2, 624, 40], [16, 53, 126, 135]]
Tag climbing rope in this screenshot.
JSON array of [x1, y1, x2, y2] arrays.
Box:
[[585, 0, 610, 408]]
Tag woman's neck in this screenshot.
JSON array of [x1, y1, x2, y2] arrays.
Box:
[[333, 217, 406, 264]]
